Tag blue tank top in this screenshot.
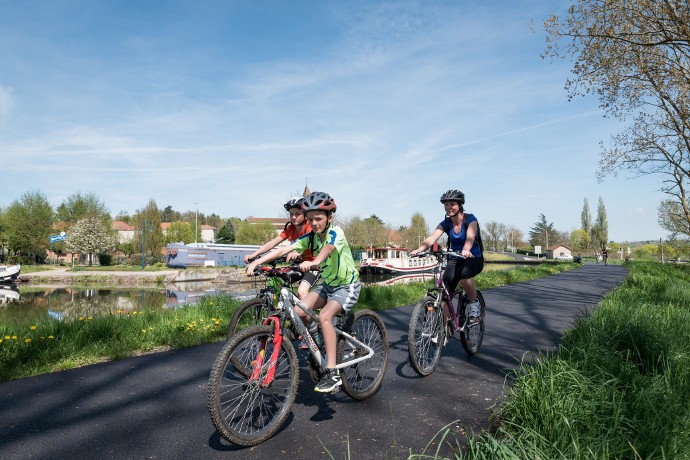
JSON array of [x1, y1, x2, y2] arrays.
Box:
[[438, 213, 483, 258]]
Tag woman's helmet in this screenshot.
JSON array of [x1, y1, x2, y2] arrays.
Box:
[[302, 191, 337, 213], [284, 196, 304, 211], [440, 189, 465, 205]]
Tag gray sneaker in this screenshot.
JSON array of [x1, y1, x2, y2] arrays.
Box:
[[468, 300, 481, 321], [315, 368, 342, 393]]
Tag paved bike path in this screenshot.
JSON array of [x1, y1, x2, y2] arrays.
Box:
[[0, 263, 627, 459]]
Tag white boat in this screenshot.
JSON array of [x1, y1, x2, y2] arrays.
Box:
[[0, 264, 21, 283], [0, 285, 20, 304], [360, 247, 437, 275]]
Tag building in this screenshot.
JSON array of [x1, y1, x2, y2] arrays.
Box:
[[111, 221, 216, 244], [547, 244, 573, 260]]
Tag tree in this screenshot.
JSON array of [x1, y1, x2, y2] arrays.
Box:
[[55, 191, 110, 225], [66, 216, 116, 266], [570, 229, 591, 253], [165, 221, 195, 244], [658, 199, 690, 237], [528, 214, 557, 251], [483, 221, 507, 252], [0, 207, 7, 263], [398, 213, 429, 249], [215, 220, 236, 244], [134, 199, 164, 260], [4, 190, 53, 263], [543, 1, 690, 238], [581, 198, 592, 239], [506, 227, 525, 251], [592, 197, 609, 250], [235, 221, 276, 245], [161, 205, 180, 223]]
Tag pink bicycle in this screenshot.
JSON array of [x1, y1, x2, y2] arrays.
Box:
[[407, 249, 486, 376]]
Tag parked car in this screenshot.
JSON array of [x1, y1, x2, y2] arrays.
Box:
[[554, 254, 574, 261]]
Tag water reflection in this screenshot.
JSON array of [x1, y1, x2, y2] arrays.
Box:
[[0, 282, 249, 325], [361, 273, 435, 286]]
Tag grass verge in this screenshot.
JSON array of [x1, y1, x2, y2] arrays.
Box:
[[0, 262, 578, 382], [459, 261, 690, 459]]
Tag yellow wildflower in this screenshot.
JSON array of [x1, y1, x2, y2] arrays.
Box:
[[88, 317, 93, 321], [48, 336, 54, 339], [25, 338, 32, 343], [30, 325, 37, 330], [4, 335, 9, 340], [12, 335, 17, 340]]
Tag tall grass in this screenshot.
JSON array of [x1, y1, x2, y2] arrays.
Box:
[[463, 261, 690, 459]]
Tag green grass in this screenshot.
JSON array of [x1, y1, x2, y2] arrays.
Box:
[[458, 261, 690, 459], [0, 263, 578, 382]]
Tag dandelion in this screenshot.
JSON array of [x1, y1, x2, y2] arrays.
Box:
[[25, 338, 32, 343], [88, 317, 93, 321], [79, 316, 84, 321], [30, 325, 37, 330], [0, 339, 3, 344], [48, 336, 54, 339], [4, 335, 9, 340], [12, 335, 17, 340], [141, 329, 147, 334]]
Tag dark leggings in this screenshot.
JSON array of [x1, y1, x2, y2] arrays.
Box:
[[443, 257, 484, 293]]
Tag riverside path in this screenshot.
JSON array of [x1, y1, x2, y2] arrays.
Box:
[[0, 263, 627, 459]]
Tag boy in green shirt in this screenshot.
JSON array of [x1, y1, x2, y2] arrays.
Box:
[[246, 191, 360, 392]]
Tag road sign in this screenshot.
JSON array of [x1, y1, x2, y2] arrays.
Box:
[[50, 234, 66, 243]]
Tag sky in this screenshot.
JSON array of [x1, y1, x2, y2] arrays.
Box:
[[0, 0, 670, 243]]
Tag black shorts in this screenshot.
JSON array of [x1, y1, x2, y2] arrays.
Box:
[[443, 257, 484, 293], [301, 270, 320, 287]]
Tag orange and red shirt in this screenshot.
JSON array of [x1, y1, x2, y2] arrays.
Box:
[[280, 221, 314, 261]]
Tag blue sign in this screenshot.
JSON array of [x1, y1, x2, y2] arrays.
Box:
[[50, 232, 67, 243]]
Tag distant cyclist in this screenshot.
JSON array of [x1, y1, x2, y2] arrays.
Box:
[[410, 189, 484, 322], [244, 196, 317, 300], [602, 247, 609, 266]]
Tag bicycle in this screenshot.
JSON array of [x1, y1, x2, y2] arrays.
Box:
[[407, 250, 486, 377], [225, 257, 303, 341], [207, 263, 390, 446]]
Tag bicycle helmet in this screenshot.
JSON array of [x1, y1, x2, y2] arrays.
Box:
[[283, 196, 304, 211], [302, 191, 337, 213], [440, 189, 465, 205]]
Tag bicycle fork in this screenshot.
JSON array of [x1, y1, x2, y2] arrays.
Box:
[[249, 316, 283, 388]]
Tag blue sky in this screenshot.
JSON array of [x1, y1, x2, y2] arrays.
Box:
[[0, 0, 668, 242]]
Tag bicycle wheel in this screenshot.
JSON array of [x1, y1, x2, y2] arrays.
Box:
[[207, 325, 298, 446], [226, 296, 272, 340], [460, 290, 485, 355], [407, 295, 445, 377], [336, 309, 389, 400]]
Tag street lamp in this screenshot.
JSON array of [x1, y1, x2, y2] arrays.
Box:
[[141, 220, 153, 269]]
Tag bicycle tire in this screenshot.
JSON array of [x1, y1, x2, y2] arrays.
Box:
[[207, 325, 298, 446], [407, 295, 445, 377], [226, 296, 272, 340], [460, 290, 485, 355], [336, 309, 389, 400]]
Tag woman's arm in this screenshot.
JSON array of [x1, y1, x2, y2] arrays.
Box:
[[461, 221, 478, 258]]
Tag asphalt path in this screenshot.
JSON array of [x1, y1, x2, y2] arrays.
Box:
[[0, 263, 628, 459]]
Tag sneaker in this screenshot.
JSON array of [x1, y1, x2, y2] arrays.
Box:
[[315, 368, 342, 393], [468, 300, 481, 322]]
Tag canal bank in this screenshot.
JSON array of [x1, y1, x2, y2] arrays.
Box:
[[16, 266, 248, 287]]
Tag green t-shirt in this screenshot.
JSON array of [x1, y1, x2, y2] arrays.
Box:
[[292, 225, 359, 287]]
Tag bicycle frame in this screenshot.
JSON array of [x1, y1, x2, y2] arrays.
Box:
[[422, 251, 472, 334], [251, 268, 375, 385]]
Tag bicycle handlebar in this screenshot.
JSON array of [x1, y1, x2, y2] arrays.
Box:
[[410, 249, 466, 259]]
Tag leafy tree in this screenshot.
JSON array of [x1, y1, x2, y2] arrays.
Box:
[[398, 213, 429, 249], [55, 191, 110, 225], [66, 216, 116, 266], [161, 205, 180, 223], [0, 207, 7, 262], [235, 221, 276, 245], [114, 210, 132, 224], [592, 197, 609, 250], [483, 221, 507, 252], [543, 1, 690, 238], [658, 199, 690, 238], [206, 213, 224, 230], [570, 229, 591, 253], [528, 214, 557, 251], [134, 199, 164, 261], [216, 220, 236, 244], [165, 221, 195, 244], [581, 198, 592, 240], [4, 190, 53, 263]]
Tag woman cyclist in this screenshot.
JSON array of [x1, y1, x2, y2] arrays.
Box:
[[410, 189, 484, 322]]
